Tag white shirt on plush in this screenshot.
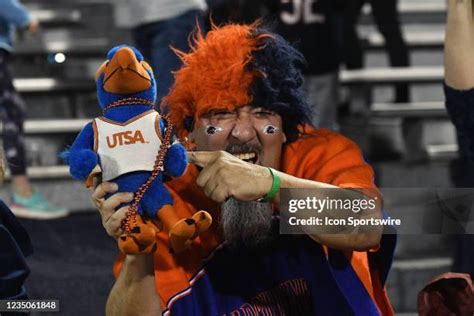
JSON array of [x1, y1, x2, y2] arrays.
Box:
[[93, 110, 162, 181]]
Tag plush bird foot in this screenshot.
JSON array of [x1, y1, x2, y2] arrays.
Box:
[[169, 210, 212, 253], [192, 210, 212, 234], [118, 217, 159, 255]]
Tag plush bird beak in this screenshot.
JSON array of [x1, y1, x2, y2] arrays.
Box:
[[101, 47, 152, 94]]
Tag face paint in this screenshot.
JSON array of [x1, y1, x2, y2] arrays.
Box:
[[263, 125, 279, 135], [205, 125, 223, 136]]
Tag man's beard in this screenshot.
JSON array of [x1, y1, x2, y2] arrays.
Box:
[[220, 198, 274, 249]]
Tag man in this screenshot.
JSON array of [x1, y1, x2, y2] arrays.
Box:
[[0, 0, 68, 219], [343, 0, 410, 104], [93, 24, 395, 315], [443, 0, 474, 278], [342, 0, 423, 162]]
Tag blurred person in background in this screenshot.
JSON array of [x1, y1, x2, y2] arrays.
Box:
[[119, 0, 207, 104], [444, 0, 474, 278], [343, 0, 410, 106], [0, 0, 68, 219], [342, 0, 423, 162], [262, 0, 342, 130], [0, 150, 33, 300], [205, 0, 263, 26]]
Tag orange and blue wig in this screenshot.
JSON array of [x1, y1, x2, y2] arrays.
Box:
[[162, 23, 311, 142]]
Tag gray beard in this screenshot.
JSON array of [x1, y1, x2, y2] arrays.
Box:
[[220, 198, 274, 249]]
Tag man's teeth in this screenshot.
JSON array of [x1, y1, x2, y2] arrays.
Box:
[[235, 152, 256, 161]]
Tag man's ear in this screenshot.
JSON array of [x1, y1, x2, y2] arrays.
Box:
[[282, 131, 287, 143]]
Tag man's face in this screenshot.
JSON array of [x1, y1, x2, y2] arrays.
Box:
[[190, 105, 287, 168], [189, 105, 285, 248]]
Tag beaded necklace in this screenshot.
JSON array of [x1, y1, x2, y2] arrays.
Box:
[[102, 97, 155, 115]]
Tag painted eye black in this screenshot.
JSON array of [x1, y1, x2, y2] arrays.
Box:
[[207, 126, 217, 134], [206, 125, 222, 135], [263, 125, 278, 134]]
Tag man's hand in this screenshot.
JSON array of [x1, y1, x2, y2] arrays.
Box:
[[91, 183, 161, 315], [188, 151, 273, 203], [91, 182, 134, 239]]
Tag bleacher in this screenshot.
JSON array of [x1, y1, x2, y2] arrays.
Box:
[[352, 2, 458, 313], [13, 77, 94, 93], [30, 8, 82, 26], [0, 0, 459, 314]]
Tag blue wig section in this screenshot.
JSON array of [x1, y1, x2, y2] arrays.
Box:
[[248, 29, 312, 142]]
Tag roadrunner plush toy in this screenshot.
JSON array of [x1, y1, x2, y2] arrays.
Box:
[[64, 45, 212, 255]]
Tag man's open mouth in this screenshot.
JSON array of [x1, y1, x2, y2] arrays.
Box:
[[233, 152, 258, 164], [226, 144, 261, 165]]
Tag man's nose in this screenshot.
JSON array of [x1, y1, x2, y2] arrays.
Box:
[[230, 118, 257, 143]]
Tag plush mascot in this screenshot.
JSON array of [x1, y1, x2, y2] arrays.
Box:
[[64, 45, 212, 255]]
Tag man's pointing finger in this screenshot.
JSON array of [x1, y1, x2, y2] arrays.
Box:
[[187, 151, 219, 167]]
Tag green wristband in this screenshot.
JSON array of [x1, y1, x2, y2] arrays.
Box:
[[261, 168, 280, 202]]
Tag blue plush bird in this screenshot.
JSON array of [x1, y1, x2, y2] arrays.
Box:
[[65, 45, 211, 255]]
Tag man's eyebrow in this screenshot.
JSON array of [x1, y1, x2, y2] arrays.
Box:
[[203, 109, 234, 116], [252, 107, 277, 114]]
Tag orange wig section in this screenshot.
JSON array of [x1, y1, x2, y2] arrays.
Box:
[[162, 23, 269, 138]]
